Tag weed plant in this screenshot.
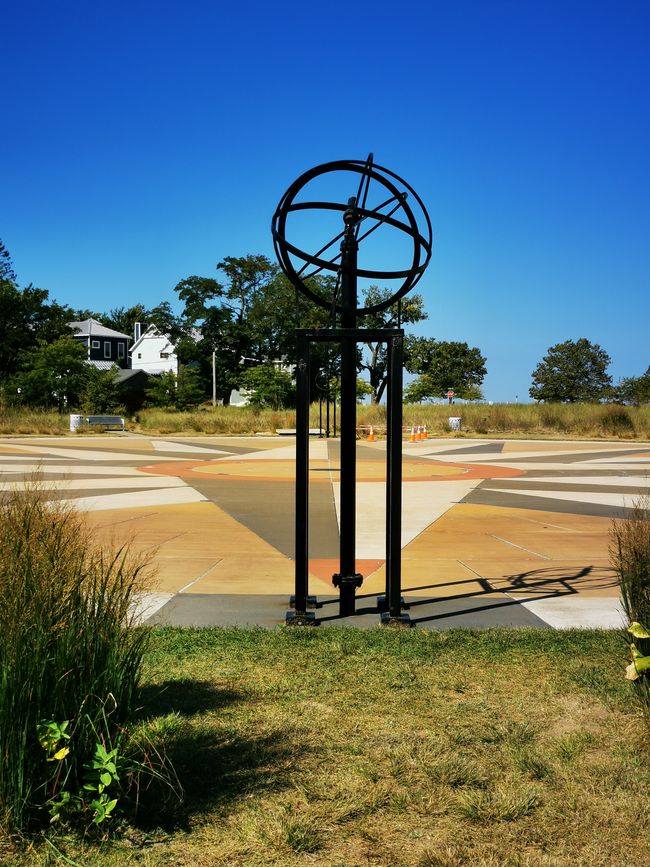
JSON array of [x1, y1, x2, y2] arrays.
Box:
[[611, 496, 650, 716], [0, 483, 152, 830]]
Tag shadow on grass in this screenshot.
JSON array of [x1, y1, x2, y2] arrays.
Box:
[[133, 727, 298, 831], [130, 679, 301, 831], [136, 678, 241, 718]]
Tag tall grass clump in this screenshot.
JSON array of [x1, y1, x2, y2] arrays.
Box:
[[611, 496, 650, 717], [0, 483, 152, 831]]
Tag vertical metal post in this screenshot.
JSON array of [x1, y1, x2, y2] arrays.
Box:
[[288, 332, 313, 624], [326, 389, 330, 438], [384, 334, 408, 624], [384, 342, 393, 608], [334, 199, 362, 616]]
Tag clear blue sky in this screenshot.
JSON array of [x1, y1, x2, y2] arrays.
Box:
[[3, 0, 649, 401]]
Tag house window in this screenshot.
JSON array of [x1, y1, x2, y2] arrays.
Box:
[[91, 340, 100, 349], [160, 352, 170, 359], [117, 342, 125, 359], [137, 353, 142, 359], [104, 341, 111, 358]]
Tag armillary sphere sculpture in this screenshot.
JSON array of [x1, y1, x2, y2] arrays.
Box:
[[272, 154, 432, 624]]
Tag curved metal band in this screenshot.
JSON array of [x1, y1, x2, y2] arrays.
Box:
[[271, 159, 432, 316]]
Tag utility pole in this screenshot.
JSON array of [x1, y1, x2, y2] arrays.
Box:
[[212, 350, 216, 406]]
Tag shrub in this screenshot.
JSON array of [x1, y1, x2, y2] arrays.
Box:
[[600, 405, 635, 436], [611, 496, 650, 717], [0, 483, 152, 830]]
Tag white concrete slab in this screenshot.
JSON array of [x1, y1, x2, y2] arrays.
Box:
[[0, 476, 186, 492], [130, 592, 174, 625], [10, 445, 187, 462], [151, 441, 231, 455], [61, 486, 208, 512], [332, 479, 482, 558], [521, 596, 625, 629], [518, 475, 650, 488], [492, 488, 640, 509]]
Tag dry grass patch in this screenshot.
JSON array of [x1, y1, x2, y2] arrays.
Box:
[[3, 628, 649, 865]]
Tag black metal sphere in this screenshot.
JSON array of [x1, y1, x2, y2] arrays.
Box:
[[271, 159, 432, 316]]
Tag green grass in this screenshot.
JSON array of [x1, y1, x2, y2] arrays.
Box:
[[3, 627, 649, 866]]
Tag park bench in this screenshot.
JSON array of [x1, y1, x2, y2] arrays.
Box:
[[85, 415, 125, 432]]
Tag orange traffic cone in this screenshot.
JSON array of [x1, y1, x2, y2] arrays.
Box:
[[423, 425, 428, 439], [367, 425, 376, 442], [409, 426, 415, 443], [416, 425, 422, 441]]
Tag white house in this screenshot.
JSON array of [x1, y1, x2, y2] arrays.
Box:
[[129, 323, 178, 375]]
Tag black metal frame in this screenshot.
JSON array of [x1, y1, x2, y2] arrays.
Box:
[[274, 155, 430, 628], [289, 328, 409, 625]]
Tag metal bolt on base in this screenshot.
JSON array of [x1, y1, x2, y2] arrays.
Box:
[[285, 611, 317, 626], [380, 612, 412, 628]]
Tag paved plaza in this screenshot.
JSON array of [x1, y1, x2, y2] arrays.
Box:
[[1, 434, 649, 629]]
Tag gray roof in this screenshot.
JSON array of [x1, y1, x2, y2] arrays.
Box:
[[68, 318, 131, 340], [86, 360, 118, 371]]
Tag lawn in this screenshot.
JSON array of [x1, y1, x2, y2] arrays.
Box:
[[5, 627, 649, 866]]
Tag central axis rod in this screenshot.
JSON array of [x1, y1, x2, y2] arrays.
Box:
[[335, 197, 362, 616]]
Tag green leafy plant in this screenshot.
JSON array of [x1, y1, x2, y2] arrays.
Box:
[[625, 622, 650, 682]]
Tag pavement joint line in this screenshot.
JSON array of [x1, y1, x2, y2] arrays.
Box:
[[93, 511, 159, 528], [457, 560, 488, 580], [495, 514, 576, 532], [176, 558, 224, 594], [488, 533, 551, 560]]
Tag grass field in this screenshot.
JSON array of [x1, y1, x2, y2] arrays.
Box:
[[2, 404, 649, 440], [4, 627, 648, 866]]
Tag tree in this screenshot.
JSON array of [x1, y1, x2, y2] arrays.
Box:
[[358, 286, 428, 404], [174, 258, 278, 404], [0, 239, 16, 283], [145, 367, 205, 411], [81, 366, 122, 413], [0, 281, 73, 383], [404, 338, 487, 401], [239, 364, 295, 409], [14, 337, 89, 411], [529, 338, 612, 402], [618, 367, 650, 405]]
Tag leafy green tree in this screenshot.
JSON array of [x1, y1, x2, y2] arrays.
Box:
[[81, 366, 122, 413], [145, 371, 177, 408], [404, 338, 487, 401], [239, 364, 295, 409], [14, 337, 89, 411], [175, 259, 333, 404], [145, 367, 205, 410], [175, 367, 205, 410], [0, 238, 16, 283], [0, 282, 73, 383], [358, 286, 428, 404], [529, 338, 612, 402], [618, 367, 650, 405]]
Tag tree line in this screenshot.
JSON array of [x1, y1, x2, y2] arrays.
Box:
[[1, 238, 647, 411]]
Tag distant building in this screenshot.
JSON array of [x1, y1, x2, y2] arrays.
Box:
[[68, 318, 131, 369], [129, 323, 179, 375]]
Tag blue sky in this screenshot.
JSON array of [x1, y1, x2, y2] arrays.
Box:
[[2, 0, 649, 401]]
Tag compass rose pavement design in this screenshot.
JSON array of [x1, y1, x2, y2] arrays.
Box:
[[1, 434, 649, 629]]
